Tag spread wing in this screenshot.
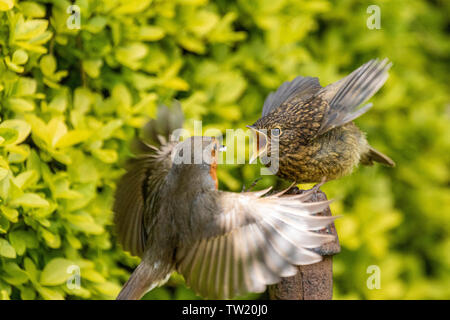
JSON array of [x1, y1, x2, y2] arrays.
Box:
[[261, 76, 322, 118], [316, 58, 392, 135], [113, 142, 174, 257], [176, 188, 337, 299], [114, 104, 183, 257], [259, 59, 391, 144]]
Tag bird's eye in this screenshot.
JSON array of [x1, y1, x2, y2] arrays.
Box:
[[272, 127, 282, 137]]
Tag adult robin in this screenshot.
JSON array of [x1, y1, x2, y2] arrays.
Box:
[[248, 58, 395, 183], [113, 107, 337, 299]]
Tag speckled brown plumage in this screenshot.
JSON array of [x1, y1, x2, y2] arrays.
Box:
[[250, 58, 395, 183]]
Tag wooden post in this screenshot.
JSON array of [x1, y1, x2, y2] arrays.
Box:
[[269, 188, 340, 300]]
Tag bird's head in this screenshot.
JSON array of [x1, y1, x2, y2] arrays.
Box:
[[247, 113, 291, 163], [171, 136, 225, 190]]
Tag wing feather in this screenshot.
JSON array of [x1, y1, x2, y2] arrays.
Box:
[[317, 58, 392, 134], [176, 188, 337, 299], [262, 76, 322, 117], [114, 104, 182, 257]]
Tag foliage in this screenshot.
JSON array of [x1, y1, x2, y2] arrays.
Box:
[[0, 0, 448, 300]]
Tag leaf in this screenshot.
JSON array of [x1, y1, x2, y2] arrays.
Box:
[[12, 170, 38, 189], [53, 177, 81, 199], [113, 0, 152, 15], [1, 206, 19, 223], [26, 115, 50, 146], [93, 282, 121, 297], [138, 26, 166, 41], [7, 144, 30, 163], [0, 128, 19, 145], [20, 286, 36, 300], [12, 49, 28, 65], [11, 193, 49, 208], [54, 130, 91, 148], [0, 119, 31, 145], [115, 43, 148, 70], [8, 233, 25, 256], [0, 215, 9, 233], [48, 92, 67, 113], [85, 16, 108, 33], [0, 167, 9, 181], [37, 286, 64, 300], [0, 0, 13, 11], [39, 55, 56, 77], [66, 234, 82, 249], [24, 257, 38, 282], [177, 35, 206, 54], [98, 119, 123, 140], [40, 258, 74, 286], [40, 228, 61, 248], [21, 2, 46, 18], [16, 77, 37, 96], [15, 19, 48, 41], [4, 56, 24, 73], [47, 118, 67, 148], [3, 263, 29, 285], [64, 212, 104, 234], [92, 148, 118, 163], [82, 269, 106, 283], [7, 98, 34, 112], [83, 59, 103, 78], [0, 238, 16, 258]]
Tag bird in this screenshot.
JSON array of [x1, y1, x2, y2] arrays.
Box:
[[113, 106, 337, 300], [247, 58, 395, 183]]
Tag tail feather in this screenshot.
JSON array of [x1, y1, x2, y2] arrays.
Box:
[[117, 261, 171, 300], [361, 146, 395, 167]]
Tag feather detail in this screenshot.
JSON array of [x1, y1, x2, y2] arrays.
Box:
[[317, 58, 392, 134], [176, 187, 337, 299], [262, 76, 322, 117]]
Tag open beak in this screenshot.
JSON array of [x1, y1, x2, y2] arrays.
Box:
[[247, 125, 268, 164]]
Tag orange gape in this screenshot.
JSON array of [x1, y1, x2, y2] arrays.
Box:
[[209, 144, 219, 189]]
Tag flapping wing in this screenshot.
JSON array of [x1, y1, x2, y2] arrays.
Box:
[[316, 58, 392, 135], [113, 143, 174, 257], [176, 188, 337, 299], [259, 59, 391, 144], [261, 76, 322, 117], [114, 104, 183, 257]]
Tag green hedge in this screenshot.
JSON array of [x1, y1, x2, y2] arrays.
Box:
[[0, 0, 448, 299]]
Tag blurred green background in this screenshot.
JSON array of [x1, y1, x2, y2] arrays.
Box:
[[0, 0, 448, 300]]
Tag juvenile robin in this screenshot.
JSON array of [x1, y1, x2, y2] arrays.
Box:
[[113, 107, 337, 300], [248, 58, 395, 183]]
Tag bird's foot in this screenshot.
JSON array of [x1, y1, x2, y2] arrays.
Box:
[[242, 177, 262, 192]]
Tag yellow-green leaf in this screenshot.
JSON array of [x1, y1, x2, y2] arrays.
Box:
[[37, 287, 64, 300], [0, 119, 31, 145], [0, 0, 14, 11], [54, 130, 91, 148], [11, 193, 49, 208], [0, 128, 18, 145], [15, 19, 48, 41], [0, 238, 16, 258], [1, 206, 19, 223], [40, 258, 74, 286]]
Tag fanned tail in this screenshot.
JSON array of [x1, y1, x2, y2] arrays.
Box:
[[117, 260, 171, 300]]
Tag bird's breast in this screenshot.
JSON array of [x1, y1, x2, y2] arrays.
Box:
[[272, 124, 366, 183]]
